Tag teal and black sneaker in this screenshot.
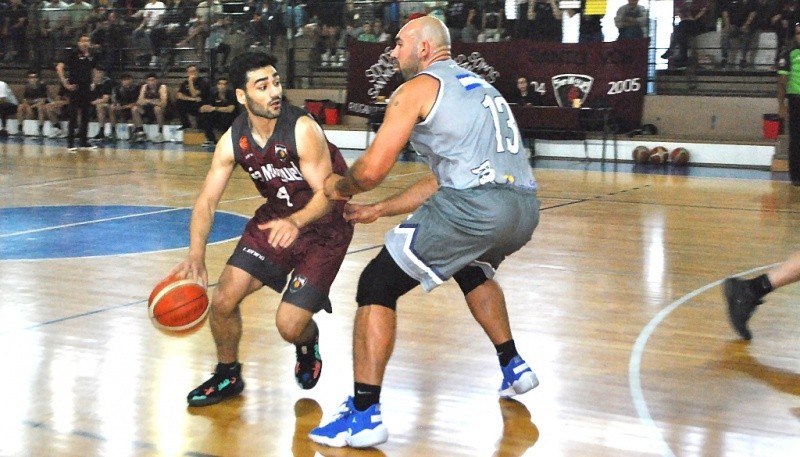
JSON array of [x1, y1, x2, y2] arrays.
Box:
[[187, 362, 245, 407], [295, 335, 322, 389]]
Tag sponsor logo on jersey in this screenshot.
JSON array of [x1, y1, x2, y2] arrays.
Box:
[[247, 162, 304, 183], [551, 74, 593, 108], [239, 136, 250, 153], [289, 274, 307, 292], [275, 144, 288, 162]]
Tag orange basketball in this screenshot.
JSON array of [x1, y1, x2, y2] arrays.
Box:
[[670, 147, 690, 166], [148, 276, 209, 332], [649, 146, 668, 165], [632, 145, 651, 163]]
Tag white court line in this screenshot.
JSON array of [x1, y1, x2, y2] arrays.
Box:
[[628, 263, 778, 457]]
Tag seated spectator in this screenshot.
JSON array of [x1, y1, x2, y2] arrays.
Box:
[[530, 0, 563, 42], [132, 72, 168, 143], [150, 0, 193, 61], [198, 76, 236, 146], [751, 0, 784, 67], [445, 0, 472, 42], [46, 85, 70, 138], [131, 0, 167, 67], [109, 73, 140, 142], [174, 64, 210, 130], [284, 0, 307, 38], [720, 0, 758, 68], [509, 76, 542, 106], [15, 71, 50, 137], [357, 21, 378, 42], [3, 0, 27, 64], [89, 68, 114, 141], [0, 79, 19, 138], [615, 0, 647, 40], [206, 14, 232, 70], [661, 0, 712, 67], [374, 19, 392, 42]]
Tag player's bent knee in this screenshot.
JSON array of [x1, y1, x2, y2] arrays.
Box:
[[356, 248, 419, 311], [453, 265, 489, 296]]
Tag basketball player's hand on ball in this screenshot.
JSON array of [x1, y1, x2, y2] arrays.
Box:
[[344, 203, 381, 224], [258, 218, 299, 248], [168, 258, 208, 288]]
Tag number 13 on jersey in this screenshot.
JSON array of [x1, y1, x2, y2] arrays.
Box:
[[482, 94, 521, 154]]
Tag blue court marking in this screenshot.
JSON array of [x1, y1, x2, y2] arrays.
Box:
[[0, 205, 248, 260]]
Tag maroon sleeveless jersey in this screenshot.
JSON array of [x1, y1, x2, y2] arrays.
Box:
[[230, 104, 348, 226]]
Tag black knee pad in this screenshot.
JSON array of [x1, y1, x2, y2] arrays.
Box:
[[356, 247, 419, 310], [453, 265, 489, 296]]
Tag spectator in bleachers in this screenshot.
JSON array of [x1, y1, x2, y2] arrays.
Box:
[[177, 0, 223, 61], [90, 11, 127, 73], [46, 85, 69, 138], [131, 0, 167, 67], [461, 6, 481, 42], [777, 0, 800, 64], [481, 0, 505, 42], [614, 0, 647, 40], [2, 0, 27, 64], [285, 0, 307, 38], [509, 76, 542, 105], [150, 0, 193, 61], [577, 0, 604, 43], [42, 0, 71, 65], [65, 0, 94, 40], [445, 0, 474, 42], [0, 78, 19, 138], [15, 70, 50, 137], [109, 73, 140, 141], [357, 20, 378, 42], [374, 19, 392, 42], [89, 68, 114, 141], [661, 0, 712, 68], [752, 0, 782, 67], [197, 75, 235, 146], [132, 72, 168, 142], [206, 13, 231, 70], [719, 0, 757, 68], [175, 64, 210, 130], [529, 0, 563, 42]]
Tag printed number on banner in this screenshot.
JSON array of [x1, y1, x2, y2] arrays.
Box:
[[607, 78, 641, 95]]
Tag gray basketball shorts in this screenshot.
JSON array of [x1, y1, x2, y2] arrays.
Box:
[[384, 185, 540, 292]]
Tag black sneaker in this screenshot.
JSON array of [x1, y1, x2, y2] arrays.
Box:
[[723, 278, 762, 340], [295, 335, 322, 389], [187, 363, 246, 406]]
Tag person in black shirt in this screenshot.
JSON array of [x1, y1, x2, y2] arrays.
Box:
[[197, 76, 237, 146], [509, 76, 543, 106], [175, 64, 210, 130], [56, 34, 98, 151], [15, 71, 49, 137], [109, 73, 140, 142], [89, 68, 114, 141]]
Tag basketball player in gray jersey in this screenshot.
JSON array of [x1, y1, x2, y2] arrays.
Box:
[[310, 15, 540, 448]]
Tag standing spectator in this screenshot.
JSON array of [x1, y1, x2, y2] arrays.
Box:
[[0, 78, 19, 138], [661, 0, 712, 68], [752, 0, 782, 67], [109, 73, 140, 142], [132, 72, 168, 143], [530, 0, 563, 42], [175, 64, 210, 130], [778, 22, 800, 185], [89, 68, 113, 141], [65, 0, 94, 41], [15, 71, 49, 137], [461, 6, 481, 42], [577, 0, 604, 43], [56, 34, 99, 152], [2, 0, 27, 64], [719, 0, 757, 68], [776, 0, 800, 67], [614, 0, 648, 40], [197, 76, 236, 147]]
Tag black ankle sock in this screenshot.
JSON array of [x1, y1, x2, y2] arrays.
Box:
[[216, 361, 241, 374], [749, 274, 773, 299], [495, 339, 518, 367], [353, 382, 381, 411]]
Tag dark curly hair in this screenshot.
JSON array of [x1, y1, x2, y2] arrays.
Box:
[[229, 52, 279, 91]]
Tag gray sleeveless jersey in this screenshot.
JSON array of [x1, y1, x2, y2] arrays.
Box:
[[410, 60, 537, 191]]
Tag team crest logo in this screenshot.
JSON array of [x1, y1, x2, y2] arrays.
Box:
[[289, 274, 307, 293], [275, 144, 289, 162], [551, 74, 594, 108], [239, 136, 250, 153]]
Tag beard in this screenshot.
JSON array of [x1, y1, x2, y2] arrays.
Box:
[[245, 93, 280, 119]]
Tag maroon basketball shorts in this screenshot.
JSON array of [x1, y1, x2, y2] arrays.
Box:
[[227, 217, 354, 313]]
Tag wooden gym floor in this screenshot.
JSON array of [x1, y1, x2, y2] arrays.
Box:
[[1, 139, 799, 457]]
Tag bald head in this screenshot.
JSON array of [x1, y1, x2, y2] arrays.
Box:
[[393, 16, 452, 78]]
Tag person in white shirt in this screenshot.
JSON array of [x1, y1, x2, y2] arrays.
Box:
[[132, 0, 167, 67], [0, 80, 20, 137]]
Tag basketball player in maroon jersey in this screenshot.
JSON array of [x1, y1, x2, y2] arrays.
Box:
[[170, 52, 354, 406]]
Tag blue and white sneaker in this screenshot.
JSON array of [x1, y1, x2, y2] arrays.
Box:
[[308, 396, 389, 448], [499, 355, 539, 398]]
